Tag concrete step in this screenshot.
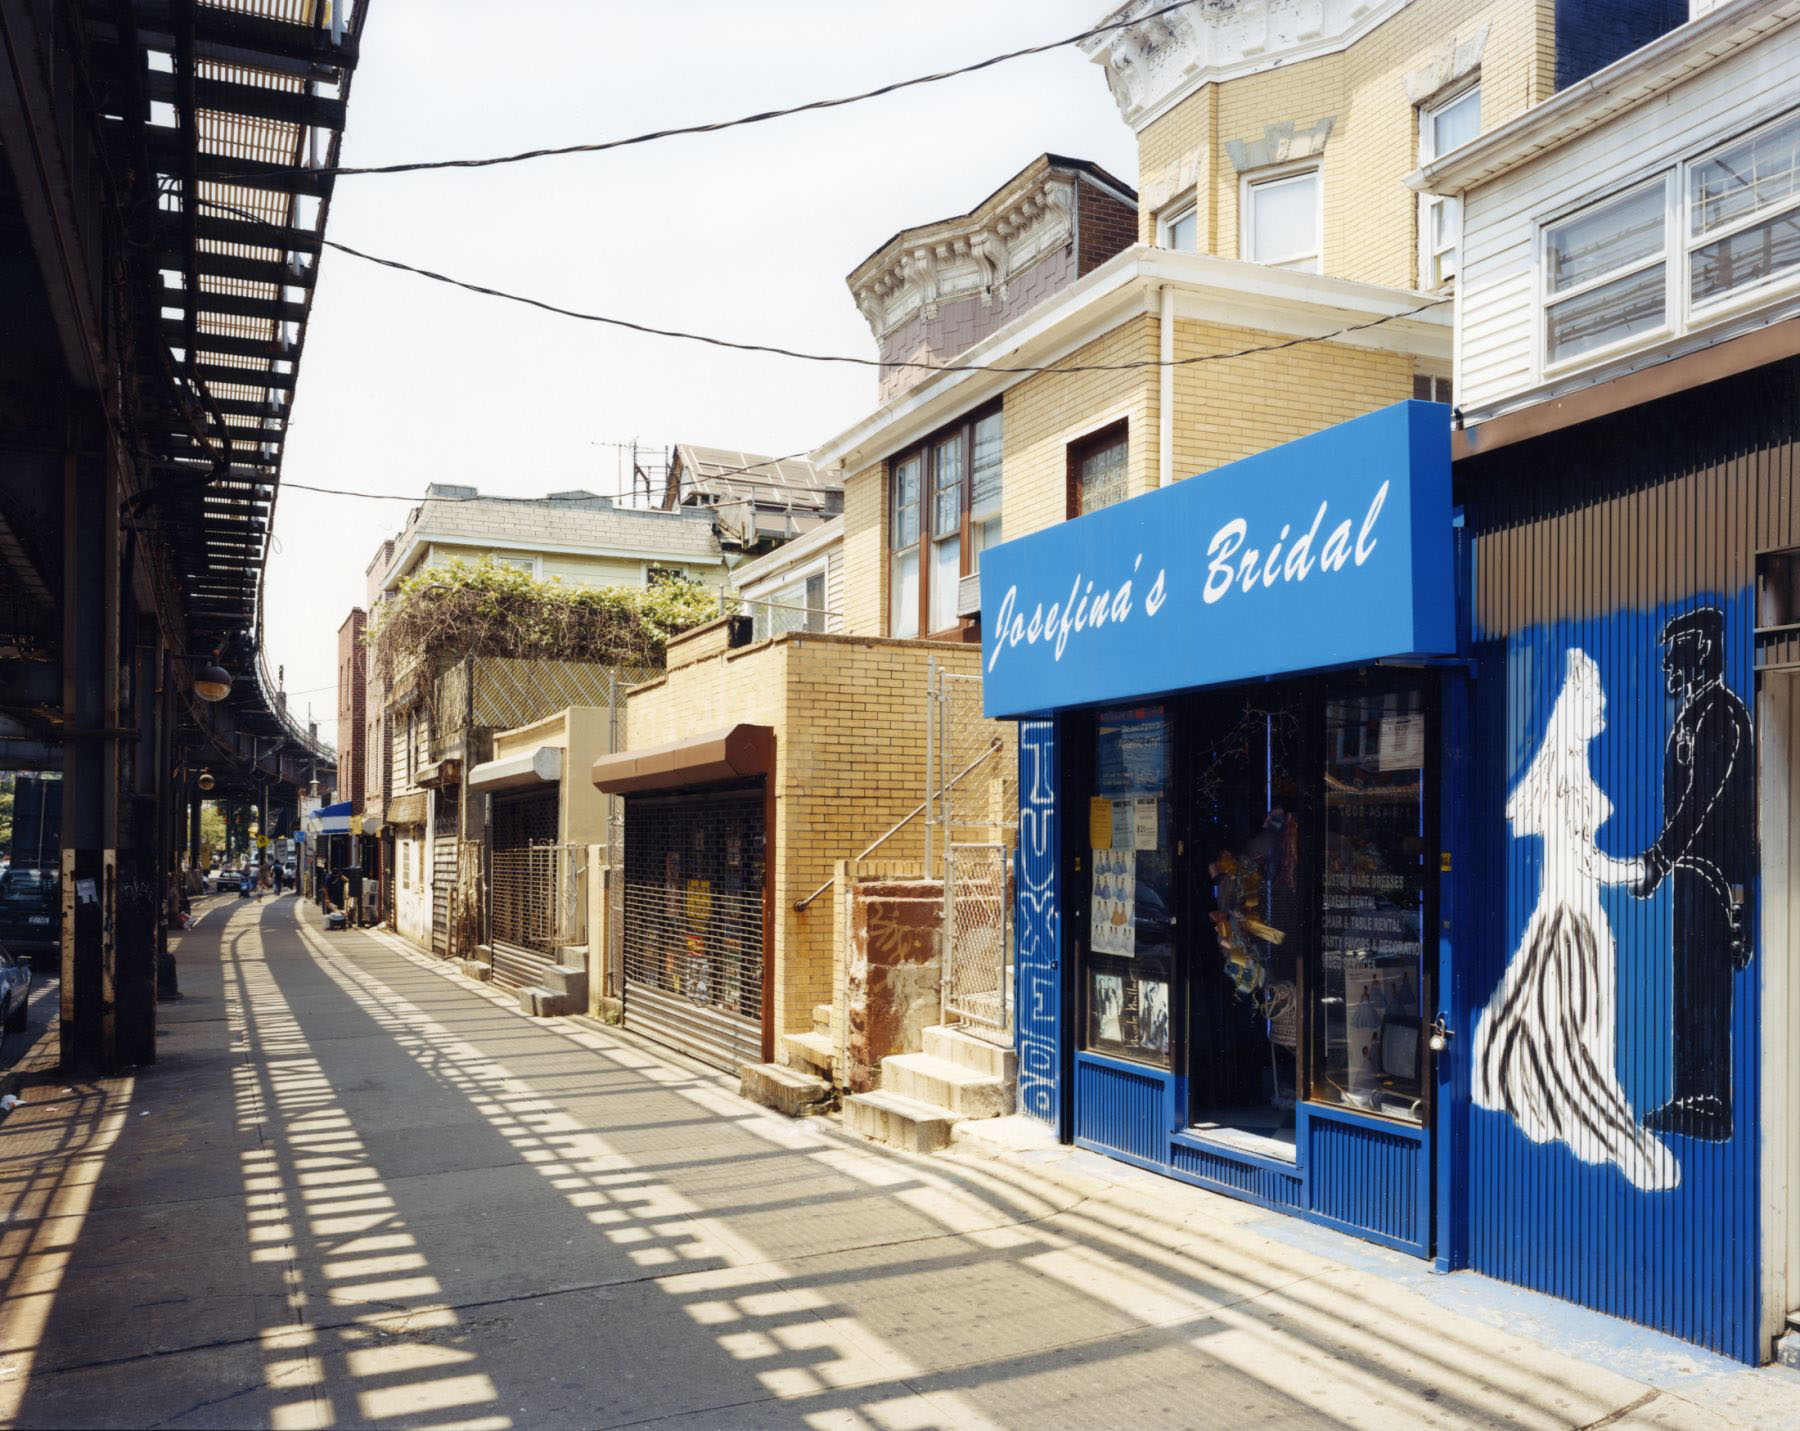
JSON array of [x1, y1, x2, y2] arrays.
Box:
[[924, 1024, 1017, 1082], [843, 1089, 957, 1153], [782, 1029, 835, 1078], [880, 1051, 1011, 1119], [740, 1062, 835, 1118], [518, 984, 582, 1018], [537, 963, 588, 1003]]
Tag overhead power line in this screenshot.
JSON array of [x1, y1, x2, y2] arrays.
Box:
[[196, 195, 1449, 379], [221, 1, 1199, 183]]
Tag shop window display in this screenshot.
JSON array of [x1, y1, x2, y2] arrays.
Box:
[[1083, 706, 1173, 1068], [1313, 686, 1430, 1120], [1188, 693, 1306, 1148]]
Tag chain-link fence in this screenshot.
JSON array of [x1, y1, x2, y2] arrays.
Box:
[[928, 660, 1015, 1035]]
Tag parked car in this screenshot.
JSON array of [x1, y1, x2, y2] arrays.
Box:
[[0, 943, 30, 1033], [0, 870, 59, 954]]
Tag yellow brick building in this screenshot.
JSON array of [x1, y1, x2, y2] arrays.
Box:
[[606, 0, 1643, 1094]]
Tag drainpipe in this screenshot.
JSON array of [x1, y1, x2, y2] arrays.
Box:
[[1158, 283, 1174, 488]]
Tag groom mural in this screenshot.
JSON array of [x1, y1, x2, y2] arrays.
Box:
[[1632, 607, 1755, 1144]]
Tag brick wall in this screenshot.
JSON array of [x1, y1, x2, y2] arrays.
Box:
[[1134, 0, 1558, 290], [336, 609, 366, 809], [624, 631, 1005, 1044], [1077, 176, 1138, 274]]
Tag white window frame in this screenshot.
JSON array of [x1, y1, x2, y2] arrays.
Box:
[[1537, 171, 1677, 379], [1241, 162, 1322, 274], [490, 553, 541, 578], [747, 556, 830, 641], [1533, 106, 1800, 384], [1158, 196, 1199, 253], [1418, 82, 1480, 289], [1683, 106, 1800, 326]]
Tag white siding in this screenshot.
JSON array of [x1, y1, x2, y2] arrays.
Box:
[[1457, 31, 1800, 419]]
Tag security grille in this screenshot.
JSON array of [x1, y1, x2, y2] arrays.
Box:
[[930, 662, 1015, 1034], [622, 786, 765, 1071], [430, 784, 460, 958], [944, 844, 1009, 1029], [490, 792, 559, 986]]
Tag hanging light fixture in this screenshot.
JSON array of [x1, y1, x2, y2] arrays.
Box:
[[197, 770, 216, 793], [193, 659, 234, 702]]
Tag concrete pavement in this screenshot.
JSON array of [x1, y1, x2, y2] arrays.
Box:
[[1, 895, 1796, 1430]]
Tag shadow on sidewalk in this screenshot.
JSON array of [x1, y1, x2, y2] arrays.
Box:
[[1, 895, 1614, 1429]]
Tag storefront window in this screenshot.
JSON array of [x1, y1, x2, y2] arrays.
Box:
[[1313, 686, 1430, 1121], [1188, 692, 1305, 1149], [1082, 706, 1173, 1069]]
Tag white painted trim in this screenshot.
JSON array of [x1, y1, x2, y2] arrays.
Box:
[[809, 246, 1452, 475], [381, 534, 724, 591], [1411, 1, 1800, 197]]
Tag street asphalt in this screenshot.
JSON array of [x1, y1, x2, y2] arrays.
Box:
[[1, 894, 1796, 1429]]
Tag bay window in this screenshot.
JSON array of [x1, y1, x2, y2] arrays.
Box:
[[888, 405, 1002, 638]]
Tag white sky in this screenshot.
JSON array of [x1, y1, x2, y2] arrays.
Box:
[[263, 0, 1138, 743]]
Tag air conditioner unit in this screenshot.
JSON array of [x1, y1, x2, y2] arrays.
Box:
[[956, 572, 982, 619]]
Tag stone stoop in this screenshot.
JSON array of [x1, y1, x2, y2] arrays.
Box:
[[843, 1023, 1016, 1151], [518, 962, 586, 1018], [780, 1001, 837, 1081], [842, 1089, 957, 1152], [740, 1062, 835, 1117]]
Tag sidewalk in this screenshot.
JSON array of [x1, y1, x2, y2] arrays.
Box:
[[0, 894, 1795, 1429]]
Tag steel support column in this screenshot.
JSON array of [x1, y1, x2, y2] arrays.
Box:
[[60, 442, 121, 1070]]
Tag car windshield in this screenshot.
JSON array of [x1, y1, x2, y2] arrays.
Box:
[[0, 874, 55, 903]]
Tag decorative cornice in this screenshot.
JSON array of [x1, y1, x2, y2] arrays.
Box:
[[1080, 0, 1412, 132], [848, 162, 1083, 341]]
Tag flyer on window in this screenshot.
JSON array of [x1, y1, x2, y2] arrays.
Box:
[[1090, 846, 1135, 956]]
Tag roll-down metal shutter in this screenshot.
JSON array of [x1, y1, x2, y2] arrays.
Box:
[[430, 785, 459, 958], [489, 791, 560, 989], [622, 785, 765, 1071]]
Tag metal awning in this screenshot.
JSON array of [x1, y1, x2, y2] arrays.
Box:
[[386, 792, 427, 826], [591, 724, 774, 794], [469, 746, 563, 793]]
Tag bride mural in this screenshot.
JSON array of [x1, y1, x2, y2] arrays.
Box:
[[1472, 648, 1679, 1192]]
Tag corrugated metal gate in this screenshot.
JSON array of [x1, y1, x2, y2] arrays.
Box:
[[622, 786, 765, 1071], [430, 785, 460, 958], [1459, 369, 1798, 1362], [490, 791, 559, 988]]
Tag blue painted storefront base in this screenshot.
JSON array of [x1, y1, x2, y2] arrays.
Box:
[[1072, 1051, 1431, 1257]]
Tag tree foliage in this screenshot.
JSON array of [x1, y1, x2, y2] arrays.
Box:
[[367, 558, 719, 675]]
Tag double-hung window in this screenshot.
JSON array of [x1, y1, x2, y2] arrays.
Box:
[[1542, 177, 1670, 367], [1687, 110, 1800, 313], [888, 406, 1003, 638], [1419, 84, 1480, 287], [1243, 166, 1320, 273], [889, 453, 922, 638]]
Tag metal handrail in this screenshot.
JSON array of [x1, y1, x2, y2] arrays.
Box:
[[792, 737, 1002, 912]]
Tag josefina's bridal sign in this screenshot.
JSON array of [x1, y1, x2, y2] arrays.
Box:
[[979, 401, 1456, 719]]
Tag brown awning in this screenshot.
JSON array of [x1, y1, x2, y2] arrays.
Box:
[[591, 724, 774, 794], [386, 792, 427, 826]]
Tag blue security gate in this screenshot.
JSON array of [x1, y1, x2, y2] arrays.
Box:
[[1455, 370, 1793, 1364], [1015, 720, 1062, 1130]]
